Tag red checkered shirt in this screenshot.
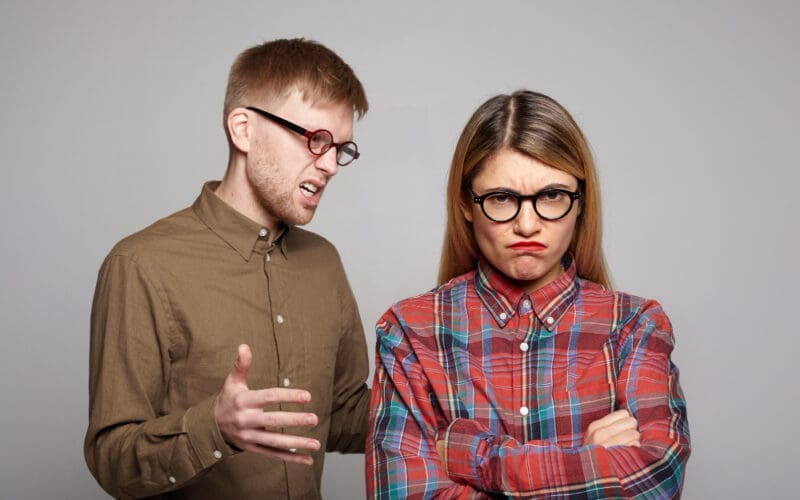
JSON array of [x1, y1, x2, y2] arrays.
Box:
[[367, 256, 690, 498]]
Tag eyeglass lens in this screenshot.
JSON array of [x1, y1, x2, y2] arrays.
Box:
[[308, 130, 358, 166]]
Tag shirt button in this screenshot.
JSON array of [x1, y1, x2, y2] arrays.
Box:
[[168, 476, 177, 484], [522, 300, 531, 309], [499, 312, 507, 321], [276, 314, 284, 324], [545, 316, 555, 325], [520, 342, 529, 352], [213, 450, 222, 459], [266, 253, 271, 262], [519, 406, 529, 416], [259, 228, 268, 238], [282, 378, 291, 387]]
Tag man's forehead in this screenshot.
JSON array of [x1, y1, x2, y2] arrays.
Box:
[[258, 85, 351, 114]]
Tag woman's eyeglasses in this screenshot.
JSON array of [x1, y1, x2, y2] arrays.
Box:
[[470, 188, 581, 222]]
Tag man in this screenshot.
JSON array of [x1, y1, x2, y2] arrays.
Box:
[[85, 38, 370, 499]]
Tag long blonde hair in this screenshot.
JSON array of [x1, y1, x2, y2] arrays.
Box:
[[438, 90, 611, 288]]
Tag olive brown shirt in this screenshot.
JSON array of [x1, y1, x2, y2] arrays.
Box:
[[85, 182, 371, 499]]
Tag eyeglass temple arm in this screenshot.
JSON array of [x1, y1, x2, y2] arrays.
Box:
[[245, 106, 310, 138]]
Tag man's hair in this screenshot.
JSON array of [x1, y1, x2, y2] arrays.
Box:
[[439, 90, 611, 288], [223, 38, 368, 144]]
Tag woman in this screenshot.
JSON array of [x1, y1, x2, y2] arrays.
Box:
[[366, 91, 690, 498]]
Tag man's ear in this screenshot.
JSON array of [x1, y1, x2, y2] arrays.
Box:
[[227, 108, 251, 153]]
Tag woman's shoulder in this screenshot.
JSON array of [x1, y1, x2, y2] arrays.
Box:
[[381, 270, 476, 321], [577, 278, 669, 325]]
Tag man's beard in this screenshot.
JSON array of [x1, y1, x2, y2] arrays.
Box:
[[249, 167, 315, 226]]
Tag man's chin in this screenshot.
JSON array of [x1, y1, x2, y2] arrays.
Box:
[[285, 208, 316, 226]]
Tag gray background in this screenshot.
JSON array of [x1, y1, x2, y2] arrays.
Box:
[[1, 1, 797, 498]]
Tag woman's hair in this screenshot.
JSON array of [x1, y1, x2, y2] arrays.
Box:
[[222, 38, 368, 146], [438, 90, 611, 288]]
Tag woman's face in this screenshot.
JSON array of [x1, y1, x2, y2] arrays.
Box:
[[462, 149, 581, 293]]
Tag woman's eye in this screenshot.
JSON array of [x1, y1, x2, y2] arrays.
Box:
[[540, 190, 566, 203], [487, 193, 514, 205]]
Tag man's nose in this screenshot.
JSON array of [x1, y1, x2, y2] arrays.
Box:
[[315, 147, 340, 177]]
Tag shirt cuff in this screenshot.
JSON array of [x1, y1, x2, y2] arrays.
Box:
[[440, 418, 493, 489], [183, 395, 240, 469]]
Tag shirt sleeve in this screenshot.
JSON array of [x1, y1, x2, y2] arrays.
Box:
[[440, 301, 691, 497], [366, 311, 486, 499], [84, 254, 237, 499], [326, 266, 371, 453]]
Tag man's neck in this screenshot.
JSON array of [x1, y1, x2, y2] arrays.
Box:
[[215, 164, 282, 236]]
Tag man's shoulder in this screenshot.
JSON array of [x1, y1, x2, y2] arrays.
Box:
[[106, 206, 201, 262]]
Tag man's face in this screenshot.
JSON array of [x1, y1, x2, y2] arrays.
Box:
[[245, 90, 354, 227]]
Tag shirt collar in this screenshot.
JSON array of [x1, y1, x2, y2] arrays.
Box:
[[192, 181, 290, 261], [474, 254, 580, 331]]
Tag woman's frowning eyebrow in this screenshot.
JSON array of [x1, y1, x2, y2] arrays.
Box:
[[476, 182, 578, 194]]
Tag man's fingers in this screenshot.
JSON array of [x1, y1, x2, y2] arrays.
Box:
[[236, 387, 312, 408], [231, 410, 318, 430], [238, 442, 317, 465], [260, 410, 318, 429], [240, 429, 321, 453], [227, 344, 252, 387]]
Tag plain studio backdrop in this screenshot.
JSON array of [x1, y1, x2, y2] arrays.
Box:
[[1, 1, 797, 498]]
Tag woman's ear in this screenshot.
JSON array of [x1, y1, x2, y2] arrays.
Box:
[[459, 192, 474, 223], [227, 108, 251, 153]]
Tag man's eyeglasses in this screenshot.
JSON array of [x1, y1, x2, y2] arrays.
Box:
[[245, 106, 360, 166], [470, 188, 581, 222]]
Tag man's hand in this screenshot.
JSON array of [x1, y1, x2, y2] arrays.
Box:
[[214, 344, 321, 465], [583, 409, 641, 448]]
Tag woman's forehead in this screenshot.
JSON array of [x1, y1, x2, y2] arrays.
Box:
[[474, 150, 578, 189]]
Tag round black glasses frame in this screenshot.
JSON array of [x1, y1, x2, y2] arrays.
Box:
[[470, 188, 582, 222]]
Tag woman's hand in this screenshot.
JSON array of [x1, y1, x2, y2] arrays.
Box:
[[583, 409, 641, 448]]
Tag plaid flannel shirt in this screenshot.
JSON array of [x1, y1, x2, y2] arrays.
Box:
[[367, 256, 690, 498]]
